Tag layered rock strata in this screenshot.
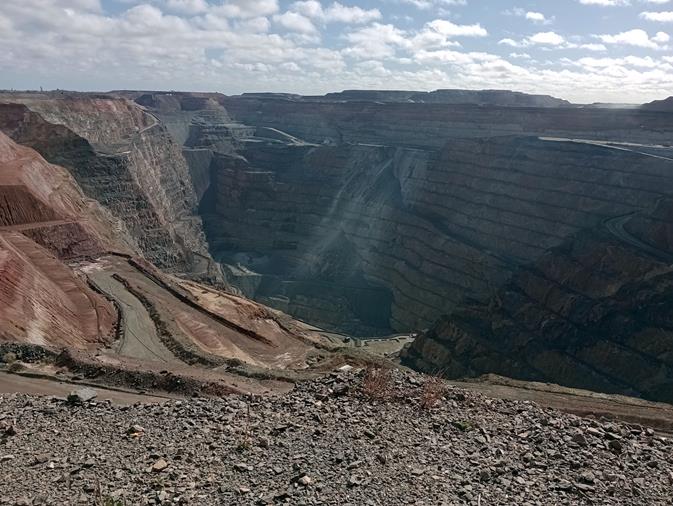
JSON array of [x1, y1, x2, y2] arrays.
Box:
[[0, 96, 221, 281], [221, 95, 673, 147], [199, 132, 673, 336], [0, 131, 118, 346], [403, 202, 673, 402]]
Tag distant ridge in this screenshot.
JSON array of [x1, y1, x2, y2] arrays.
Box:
[[238, 89, 573, 108], [409, 89, 572, 108], [641, 96, 673, 112]]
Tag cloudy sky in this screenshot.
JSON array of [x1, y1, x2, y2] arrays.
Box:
[[2, 0, 673, 103]]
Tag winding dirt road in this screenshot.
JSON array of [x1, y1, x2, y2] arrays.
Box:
[[88, 270, 175, 364], [604, 212, 673, 263]]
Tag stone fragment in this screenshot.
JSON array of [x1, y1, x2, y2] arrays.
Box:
[[608, 440, 623, 454], [348, 475, 362, 487], [571, 433, 588, 447], [67, 388, 97, 404], [127, 424, 145, 435], [151, 459, 169, 472], [580, 471, 595, 484]]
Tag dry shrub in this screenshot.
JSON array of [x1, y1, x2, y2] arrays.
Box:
[[361, 366, 394, 401], [420, 375, 447, 410]]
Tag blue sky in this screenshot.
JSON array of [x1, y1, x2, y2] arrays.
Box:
[[1, 0, 673, 103]]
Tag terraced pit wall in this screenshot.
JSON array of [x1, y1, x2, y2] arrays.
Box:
[[0, 98, 222, 282], [200, 129, 673, 336]]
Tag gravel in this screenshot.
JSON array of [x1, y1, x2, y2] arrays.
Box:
[[0, 369, 671, 505]]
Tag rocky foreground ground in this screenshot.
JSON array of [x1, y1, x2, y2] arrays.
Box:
[[0, 369, 672, 505]]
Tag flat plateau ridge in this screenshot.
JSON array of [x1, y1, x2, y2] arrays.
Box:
[[0, 89, 672, 504]]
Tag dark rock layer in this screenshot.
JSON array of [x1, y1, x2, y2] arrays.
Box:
[[200, 131, 673, 337], [403, 202, 673, 403]]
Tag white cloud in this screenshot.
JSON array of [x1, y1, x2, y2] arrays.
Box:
[[498, 38, 520, 47], [577, 55, 661, 67], [211, 0, 279, 19], [640, 11, 673, 21], [324, 3, 381, 24], [580, 43, 608, 50], [290, 1, 324, 18], [400, 0, 467, 9], [236, 17, 271, 33], [273, 11, 317, 33], [414, 49, 499, 64], [341, 18, 485, 61], [425, 19, 487, 37], [529, 31, 566, 45], [503, 8, 553, 24], [500, 31, 574, 48], [525, 11, 549, 24], [578, 0, 631, 5], [290, 1, 381, 24], [2, 0, 673, 105], [597, 28, 669, 48], [343, 23, 408, 59], [163, 0, 209, 15]]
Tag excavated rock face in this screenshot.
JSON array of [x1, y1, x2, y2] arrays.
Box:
[[0, 97, 223, 283], [0, 231, 116, 347], [201, 144, 401, 335], [6, 90, 671, 401], [0, 132, 117, 346], [221, 95, 673, 147], [403, 202, 673, 403], [196, 130, 673, 337], [0, 124, 325, 372], [109, 92, 673, 342], [177, 93, 673, 399]]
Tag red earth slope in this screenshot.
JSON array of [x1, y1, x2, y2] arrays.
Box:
[[0, 131, 117, 347]]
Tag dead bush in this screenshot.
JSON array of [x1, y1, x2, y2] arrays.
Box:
[[419, 375, 447, 410], [361, 366, 394, 401]]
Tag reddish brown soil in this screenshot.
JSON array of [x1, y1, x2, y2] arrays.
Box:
[[0, 231, 115, 347], [98, 256, 323, 369], [0, 132, 119, 348]]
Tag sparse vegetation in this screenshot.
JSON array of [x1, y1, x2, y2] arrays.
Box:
[[98, 497, 124, 506], [236, 398, 253, 452], [2, 352, 17, 364], [451, 420, 475, 432], [361, 366, 394, 401], [6, 361, 24, 373], [95, 479, 125, 506], [419, 375, 447, 410]]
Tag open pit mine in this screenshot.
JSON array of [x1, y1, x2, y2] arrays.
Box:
[[1, 89, 673, 410], [3, 89, 673, 505]]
